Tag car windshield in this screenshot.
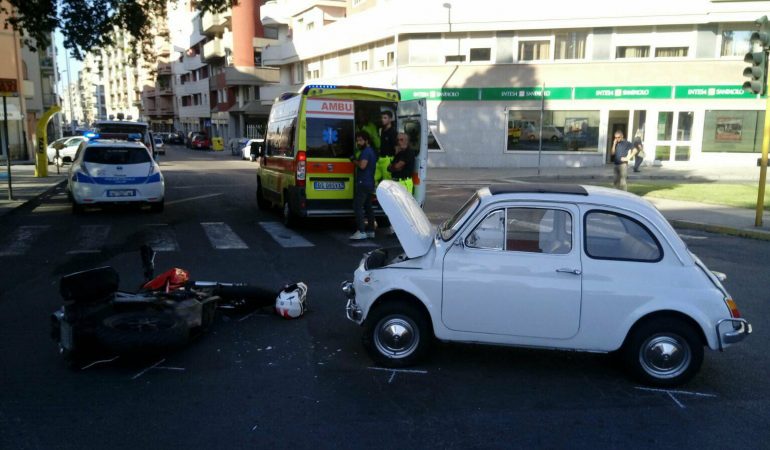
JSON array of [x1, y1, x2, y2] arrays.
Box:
[[440, 193, 481, 241], [84, 147, 151, 165]]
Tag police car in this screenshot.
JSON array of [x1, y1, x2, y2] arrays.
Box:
[[67, 138, 165, 213]]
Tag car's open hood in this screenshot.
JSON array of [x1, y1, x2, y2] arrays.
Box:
[[376, 181, 435, 258]]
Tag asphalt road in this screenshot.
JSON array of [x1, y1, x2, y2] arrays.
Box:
[[0, 146, 767, 449]]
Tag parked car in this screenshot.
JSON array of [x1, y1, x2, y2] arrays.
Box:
[[167, 132, 184, 145], [241, 139, 264, 161], [153, 136, 165, 155], [46, 136, 88, 164], [228, 137, 250, 156], [342, 181, 752, 386], [523, 125, 563, 142], [67, 139, 165, 213], [189, 133, 210, 150]]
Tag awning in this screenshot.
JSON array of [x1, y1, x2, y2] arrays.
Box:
[[229, 101, 272, 116], [0, 102, 22, 120]]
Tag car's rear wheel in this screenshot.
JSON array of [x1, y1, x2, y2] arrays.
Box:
[[622, 317, 704, 387], [362, 301, 432, 368], [282, 195, 299, 228]]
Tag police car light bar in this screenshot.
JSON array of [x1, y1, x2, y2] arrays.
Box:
[[84, 132, 100, 139]]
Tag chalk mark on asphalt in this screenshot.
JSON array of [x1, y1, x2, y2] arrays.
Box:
[[166, 193, 223, 205], [634, 386, 717, 409], [80, 356, 120, 370], [368, 366, 428, 385]]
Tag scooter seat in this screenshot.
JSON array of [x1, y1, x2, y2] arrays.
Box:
[[60, 266, 119, 303]]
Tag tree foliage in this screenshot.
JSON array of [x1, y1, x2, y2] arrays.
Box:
[[1, 0, 230, 60]]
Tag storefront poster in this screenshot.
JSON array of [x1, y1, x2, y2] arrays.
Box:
[[715, 117, 743, 141]]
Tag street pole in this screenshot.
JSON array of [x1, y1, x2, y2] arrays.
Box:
[[756, 90, 769, 226], [65, 53, 76, 135], [537, 83, 545, 176], [3, 96, 13, 200]]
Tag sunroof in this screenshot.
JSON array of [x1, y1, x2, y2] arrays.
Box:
[[488, 184, 588, 196]]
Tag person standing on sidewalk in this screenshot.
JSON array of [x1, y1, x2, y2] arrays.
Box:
[[350, 131, 378, 240], [611, 130, 637, 191]]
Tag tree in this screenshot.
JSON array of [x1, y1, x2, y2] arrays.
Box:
[[1, 0, 230, 59]]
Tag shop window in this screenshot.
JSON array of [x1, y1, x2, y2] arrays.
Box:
[[675, 146, 690, 161], [721, 29, 752, 57], [518, 40, 550, 61], [655, 47, 688, 57], [677, 112, 694, 141], [702, 110, 765, 153], [506, 110, 600, 152], [657, 112, 673, 140], [469, 48, 491, 62], [616, 46, 650, 58], [555, 31, 587, 60], [655, 146, 670, 161]]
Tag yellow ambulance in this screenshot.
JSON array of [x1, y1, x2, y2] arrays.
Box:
[[255, 85, 428, 227]]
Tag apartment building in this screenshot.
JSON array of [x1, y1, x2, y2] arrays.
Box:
[[140, 15, 176, 132], [201, 0, 280, 142], [169, 0, 211, 136], [61, 82, 83, 128], [260, 0, 770, 169]]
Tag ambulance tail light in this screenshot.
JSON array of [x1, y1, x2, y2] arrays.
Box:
[[296, 151, 306, 187]]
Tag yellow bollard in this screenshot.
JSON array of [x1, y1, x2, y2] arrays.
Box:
[[34, 105, 61, 177]]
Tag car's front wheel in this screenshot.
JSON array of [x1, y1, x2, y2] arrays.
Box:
[[363, 301, 432, 368], [622, 317, 704, 387]]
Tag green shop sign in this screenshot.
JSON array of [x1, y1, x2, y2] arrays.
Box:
[[574, 86, 672, 99], [481, 87, 572, 101], [674, 85, 755, 99], [400, 88, 478, 101]]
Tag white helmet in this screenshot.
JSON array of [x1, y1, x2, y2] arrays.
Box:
[[275, 282, 308, 319]]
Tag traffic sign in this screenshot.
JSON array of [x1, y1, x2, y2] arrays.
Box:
[[0, 78, 19, 97]]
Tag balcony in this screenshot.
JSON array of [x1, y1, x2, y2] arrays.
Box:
[[183, 54, 204, 72], [39, 57, 54, 73], [222, 66, 280, 86], [157, 63, 172, 75], [203, 38, 226, 62], [157, 85, 173, 96], [202, 12, 229, 35], [42, 93, 57, 108]]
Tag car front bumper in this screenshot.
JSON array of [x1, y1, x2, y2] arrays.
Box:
[[342, 280, 362, 323], [716, 318, 752, 351]]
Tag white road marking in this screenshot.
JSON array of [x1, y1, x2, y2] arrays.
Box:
[[67, 224, 111, 254], [32, 204, 70, 213], [131, 359, 166, 380], [679, 234, 708, 240], [258, 222, 315, 248], [144, 224, 179, 252], [166, 193, 223, 205], [201, 222, 249, 249], [0, 225, 50, 256], [667, 392, 686, 409]]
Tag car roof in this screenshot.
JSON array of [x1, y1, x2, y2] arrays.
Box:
[[489, 184, 588, 196]]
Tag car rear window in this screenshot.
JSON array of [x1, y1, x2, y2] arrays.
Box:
[[84, 147, 151, 165], [306, 117, 355, 158]]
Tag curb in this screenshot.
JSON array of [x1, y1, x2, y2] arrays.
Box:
[[670, 219, 770, 241], [0, 179, 67, 218]]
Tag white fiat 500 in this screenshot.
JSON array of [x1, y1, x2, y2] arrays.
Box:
[[343, 181, 752, 386], [67, 140, 165, 213]]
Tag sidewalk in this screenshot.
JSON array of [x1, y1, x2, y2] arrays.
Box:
[[1, 161, 768, 240], [0, 163, 67, 217]]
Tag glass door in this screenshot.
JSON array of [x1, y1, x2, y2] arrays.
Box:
[[655, 111, 694, 162]]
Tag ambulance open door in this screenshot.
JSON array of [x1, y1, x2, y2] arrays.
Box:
[[397, 99, 428, 206]]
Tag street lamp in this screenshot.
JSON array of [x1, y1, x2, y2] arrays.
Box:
[[443, 3, 452, 33]]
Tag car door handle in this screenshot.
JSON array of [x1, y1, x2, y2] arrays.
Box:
[[556, 268, 582, 275]]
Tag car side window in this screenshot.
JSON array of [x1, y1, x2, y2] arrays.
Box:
[[466, 210, 504, 250], [584, 211, 662, 262], [506, 208, 572, 254]]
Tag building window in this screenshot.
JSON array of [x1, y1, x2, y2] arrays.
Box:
[[506, 110, 600, 152], [293, 62, 304, 84], [469, 48, 491, 62], [721, 28, 753, 57], [354, 60, 368, 72], [518, 40, 550, 61], [254, 50, 262, 66], [702, 110, 764, 153], [655, 47, 688, 57], [307, 22, 315, 31], [445, 54, 466, 63], [386, 51, 394, 66], [616, 46, 650, 58], [555, 31, 587, 59]]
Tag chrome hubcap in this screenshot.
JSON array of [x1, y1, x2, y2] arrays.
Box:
[[639, 334, 691, 379], [374, 316, 419, 358]]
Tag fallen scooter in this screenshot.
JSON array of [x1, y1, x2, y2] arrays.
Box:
[[51, 245, 307, 364]]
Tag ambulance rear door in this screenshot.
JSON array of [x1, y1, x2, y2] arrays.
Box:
[[396, 99, 428, 206]]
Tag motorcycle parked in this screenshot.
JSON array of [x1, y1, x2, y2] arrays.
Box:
[[51, 245, 307, 363]]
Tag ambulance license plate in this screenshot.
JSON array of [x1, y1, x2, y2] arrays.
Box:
[[107, 189, 136, 197], [314, 181, 345, 191]]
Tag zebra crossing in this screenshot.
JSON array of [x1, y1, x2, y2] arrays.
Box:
[[0, 221, 390, 256]]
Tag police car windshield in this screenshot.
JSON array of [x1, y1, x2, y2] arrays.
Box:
[[84, 147, 151, 165], [94, 123, 148, 136], [306, 118, 355, 158]]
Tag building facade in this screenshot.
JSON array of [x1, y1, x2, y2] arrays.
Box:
[[260, 0, 770, 168]]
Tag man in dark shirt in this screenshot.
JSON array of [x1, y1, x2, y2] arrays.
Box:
[[376, 110, 397, 183], [611, 130, 637, 191], [350, 131, 378, 240], [388, 132, 415, 194]]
